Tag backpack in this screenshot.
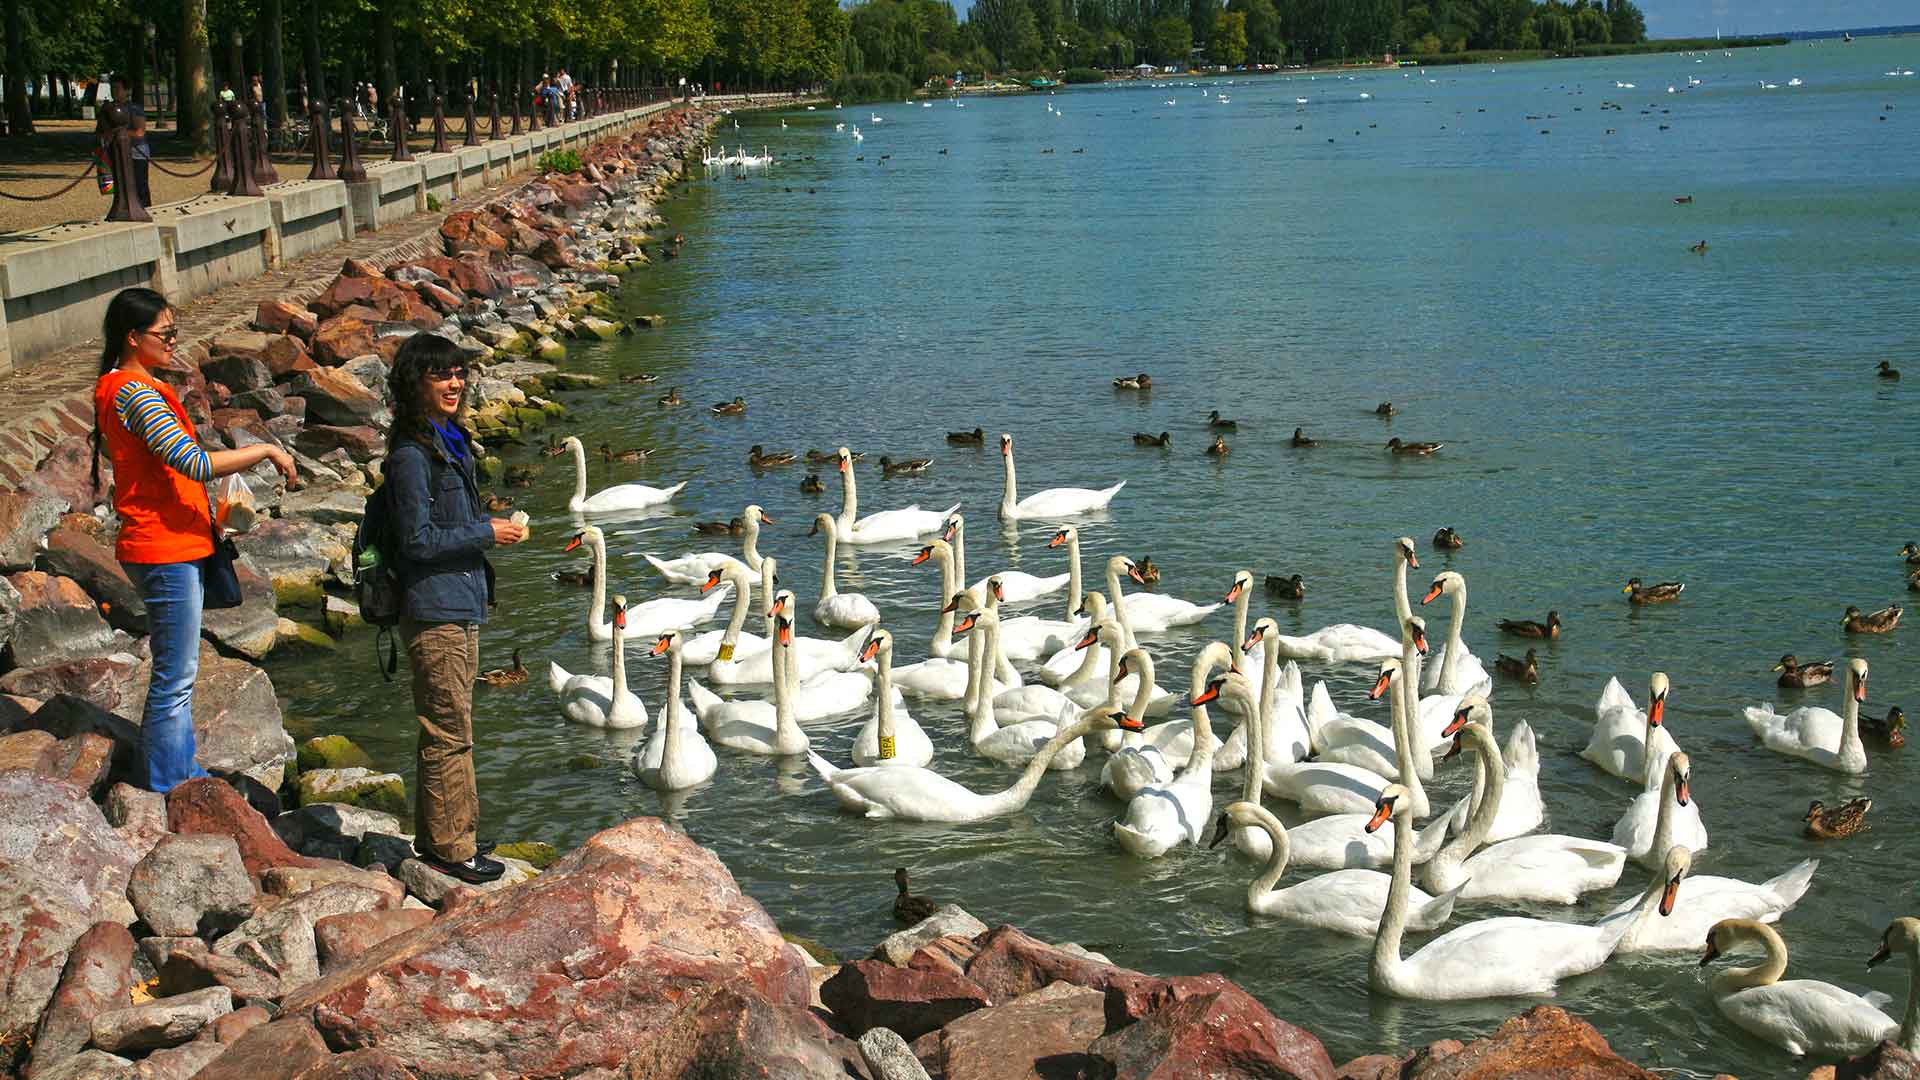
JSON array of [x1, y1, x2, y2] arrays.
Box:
[[350, 479, 402, 680]]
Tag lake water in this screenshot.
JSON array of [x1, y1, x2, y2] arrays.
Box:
[[270, 38, 1920, 1073]]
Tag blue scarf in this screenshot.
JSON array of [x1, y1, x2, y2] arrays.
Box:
[[430, 420, 468, 464]]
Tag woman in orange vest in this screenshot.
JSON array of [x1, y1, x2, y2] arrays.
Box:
[[91, 288, 296, 792]]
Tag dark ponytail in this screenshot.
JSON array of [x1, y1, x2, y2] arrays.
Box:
[[92, 287, 174, 495]]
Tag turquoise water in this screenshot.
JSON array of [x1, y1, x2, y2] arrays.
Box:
[[271, 39, 1920, 1073]]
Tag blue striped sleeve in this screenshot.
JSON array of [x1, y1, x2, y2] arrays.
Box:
[[115, 382, 213, 482]]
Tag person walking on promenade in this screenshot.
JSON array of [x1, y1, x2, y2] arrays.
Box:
[[382, 334, 526, 883], [91, 288, 297, 792]]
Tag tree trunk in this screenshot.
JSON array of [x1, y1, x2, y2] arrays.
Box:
[[261, 0, 287, 127], [125, 21, 147, 116], [302, 0, 325, 106], [226, 28, 246, 98], [0, 0, 23, 136], [374, 0, 396, 107], [180, 0, 212, 151]]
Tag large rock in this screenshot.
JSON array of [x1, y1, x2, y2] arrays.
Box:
[[820, 960, 991, 1042], [310, 276, 410, 323], [103, 782, 170, 861], [278, 817, 811, 1077], [3, 658, 146, 727], [254, 300, 318, 340], [873, 905, 989, 967], [210, 904, 322, 994], [189, 1015, 332, 1080], [203, 335, 278, 393], [1087, 981, 1337, 1080], [272, 803, 400, 862], [309, 317, 377, 367], [0, 488, 69, 573], [296, 768, 406, 817], [187, 645, 294, 787], [167, 777, 325, 881], [284, 369, 388, 429], [129, 1035, 225, 1079], [154, 939, 284, 1005], [127, 834, 255, 937], [0, 770, 138, 923], [0, 727, 57, 770], [293, 426, 382, 462], [199, 556, 278, 660], [936, 983, 1107, 1080], [391, 854, 535, 906], [439, 211, 507, 255], [22, 439, 107, 517], [26, 922, 137, 1078], [1809, 1041, 1920, 1080], [233, 519, 348, 607], [40, 515, 144, 632], [1407, 1006, 1654, 1080], [276, 487, 368, 528], [32, 1049, 136, 1079], [260, 863, 402, 909], [312, 909, 433, 974], [860, 1028, 934, 1080], [289, 1047, 419, 1079], [5, 571, 114, 670], [88, 985, 231, 1053]]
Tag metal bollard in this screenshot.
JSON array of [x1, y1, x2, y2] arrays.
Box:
[[102, 102, 152, 222], [391, 97, 413, 162], [432, 93, 451, 153], [226, 101, 264, 197], [489, 89, 502, 141], [210, 103, 234, 192], [306, 98, 336, 180], [250, 105, 279, 186], [337, 99, 367, 182], [463, 91, 480, 146]]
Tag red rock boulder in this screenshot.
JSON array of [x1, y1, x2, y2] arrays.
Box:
[[1088, 980, 1337, 1080], [1407, 1007, 1654, 1080], [26, 921, 137, 1078], [255, 300, 319, 340], [819, 959, 992, 1041], [310, 317, 377, 367], [167, 776, 325, 881]]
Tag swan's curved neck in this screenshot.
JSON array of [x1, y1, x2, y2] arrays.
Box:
[[1400, 632, 1426, 778], [1650, 759, 1681, 865], [1842, 679, 1864, 765], [980, 709, 1101, 816], [569, 440, 588, 505], [1231, 586, 1250, 669], [1000, 444, 1018, 516], [585, 529, 609, 635], [610, 619, 628, 702], [876, 644, 899, 754], [1393, 556, 1412, 626], [969, 621, 998, 737], [837, 462, 858, 532], [1063, 534, 1082, 621], [819, 528, 839, 600], [950, 518, 966, 598], [1124, 653, 1156, 721], [719, 572, 751, 649], [741, 516, 763, 571], [662, 645, 683, 756], [1373, 797, 1417, 991], [1104, 560, 1138, 648], [1901, 939, 1920, 1055], [931, 547, 958, 659], [1715, 923, 1789, 992], [1187, 688, 1217, 777], [1391, 664, 1432, 809], [771, 629, 802, 752], [1622, 857, 1673, 942], [1432, 723, 1503, 886], [1442, 583, 1467, 690], [1249, 807, 1291, 901]]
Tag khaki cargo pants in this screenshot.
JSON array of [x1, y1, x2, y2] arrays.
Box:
[[401, 619, 480, 863]]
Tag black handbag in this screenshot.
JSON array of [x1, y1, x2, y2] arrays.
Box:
[[203, 520, 244, 609]]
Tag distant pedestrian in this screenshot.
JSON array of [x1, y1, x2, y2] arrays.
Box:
[[382, 334, 526, 883], [97, 76, 152, 208], [91, 288, 297, 793]]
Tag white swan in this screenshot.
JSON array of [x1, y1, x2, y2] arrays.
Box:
[[1106, 555, 1219, 635], [1211, 801, 1463, 938], [1423, 708, 1624, 905], [1867, 918, 1920, 1056], [1268, 616, 1399, 663], [850, 630, 932, 768], [891, 583, 1014, 701], [1217, 616, 1311, 771], [946, 514, 1069, 607], [679, 561, 766, 666], [1101, 651, 1172, 799], [566, 525, 730, 642], [633, 630, 716, 790], [645, 504, 768, 587], [1701, 919, 1896, 1057], [810, 705, 1134, 821], [833, 446, 957, 544], [1262, 657, 1429, 818], [1612, 750, 1710, 867], [548, 596, 647, 729], [1595, 845, 1815, 954], [696, 613, 809, 756], [1366, 783, 1630, 1000], [1113, 652, 1232, 858], [996, 432, 1124, 520], [1308, 632, 1431, 780], [978, 573, 1078, 663], [908, 539, 969, 660], [1744, 657, 1870, 774], [1582, 672, 1680, 782], [1390, 536, 1421, 683], [1419, 571, 1490, 693], [564, 435, 685, 513], [810, 513, 881, 630], [967, 607, 1085, 770]]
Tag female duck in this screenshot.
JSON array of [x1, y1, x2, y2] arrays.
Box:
[[1624, 577, 1684, 603], [1843, 604, 1903, 634], [1497, 611, 1560, 639], [1772, 654, 1834, 688]]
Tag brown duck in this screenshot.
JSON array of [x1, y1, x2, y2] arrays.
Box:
[[1497, 611, 1560, 639], [1265, 573, 1305, 600], [1432, 527, 1464, 550], [1135, 556, 1161, 587], [1909, 570, 1920, 593], [947, 427, 985, 445], [711, 396, 748, 416], [1291, 427, 1317, 447], [505, 464, 541, 488], [1386, 437, 1442, 455], [1133, 431, 1172, 448], [1900, 542, 1920, 567], [800, 473, 827, 494], [1771, 654, 1834, 688], [1862, 705, 1906, 749], [540, 434, 567, 458], [1842, 604, 1903, 634], [1374, 401, 1397, 416], [1206, 410, 1238, 431], [1877, 361, 1901, 380], [693, 518, 745, 537], [1113, 372, 1152, 390], [808, 448, 863, 464], [620, 371, 659, 384], [1624, 577, 1684, 604], [1205, 434, 1230, 457], [479, 648, 530, 687], [879, 456, 931, 477], [601, 444, 650, 463], [748, 445, 797, 468], [893, 867, 939, 924], [1804, 797, 1872, 840], [552, 567, 593, 587], [657, 386, 684, 406], [483, 492, 515, 512], [1495, 648, 1539, 683]]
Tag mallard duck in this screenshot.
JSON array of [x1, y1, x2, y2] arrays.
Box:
[[1113, 372, 1152, 390], [505, 464, 541, 488], [1265, 573, 1305, 600], [1804, 797, 1872, 840], [552, 567, 593, 587], [1909, 570, 1920, 593], [693, 518, 744, 537], [947, 427, 985, 445], [1494, 648, 1539, 683], [1205, 434, 1230, 457], [1133, 431, 1172, 448], [1497, 611, 1560, 639], [1862, 705, 1906, 749], [1135, 556, 1161, 586], [893, 867, 939, 924], [878, 456, 931, 477], [800, 473, 827, 494], [600, 444, 650, 464], [1386, 437, 1442, 455], [1432, 527, 1465, 550], [748, 445, 796, 468], [1624, 577, 1684, 604], [479, 648, 529, 686], [620, 371, 659, 384], [711, 396, 747, 416], [1689, 239, 1708, 254], [1900, 542, 1920, 567], [1771, 654, 1834, 688], [657, 387, 683, 406], [1290, 427, 1317, 447], [1843, 604, 1903, 634], [1374, 401, 1397, 416], [1206, 410, 1238, 430], [483, 492, 515, 512], [540, 434, 567, 458], [1876, 361, 1900, 380]]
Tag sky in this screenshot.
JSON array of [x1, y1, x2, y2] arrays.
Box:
[[1642, 0, 1917, 37]]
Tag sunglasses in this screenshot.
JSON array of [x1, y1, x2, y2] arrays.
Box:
[[141, 328, 179, 346], [424, 366, 470, 383]]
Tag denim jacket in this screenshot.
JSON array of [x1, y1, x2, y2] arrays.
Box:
[[386, 426, 494, 624]]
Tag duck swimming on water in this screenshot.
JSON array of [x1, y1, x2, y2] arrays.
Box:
[[711, 396, 748, 416], [947, 427, 985, 445], [1862, 706, 1905, 749], [1497, 611, 1560, 639], [1877, 361, 1901, 379], [1624, 577, 1684, 604], [879, 455, 932, 476], [1133, 431, 1172, 448], [1265, 573, 1305, 600], [1291, 427, 1317, 447], [893, 867, 939, 923], [1206, 434, 1231, 457], [1804, 797, 1871, 839], [1495, 648, 1539, 683], [1432, 527, 1464, 550], [1386, 438, 1442, 455], [1772, 655, 1834, 688], [1114, 372, 1153, 390], [1842, 605, 1902, 634], [748, 445, 797, 468], [800, 473, 827, 494], [1207, 410, 1238, 430], [1374, 401, 1397, 416]]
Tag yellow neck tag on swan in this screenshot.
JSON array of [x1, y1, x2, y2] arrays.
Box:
[[879, 735, 896, 759], [717, 643, 734, 662]]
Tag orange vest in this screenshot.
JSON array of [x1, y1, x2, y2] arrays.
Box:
[[95, 368, 215, 565]]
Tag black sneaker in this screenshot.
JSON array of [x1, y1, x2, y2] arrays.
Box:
[[418, 852, 505, 884]]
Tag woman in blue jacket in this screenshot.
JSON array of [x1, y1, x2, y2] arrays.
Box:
[[384, 334, 525, 883]]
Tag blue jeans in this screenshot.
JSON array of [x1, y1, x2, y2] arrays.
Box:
[[122, 558, 212, 793]]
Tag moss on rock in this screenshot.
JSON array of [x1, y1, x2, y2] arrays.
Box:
[[298, 734, 373, 772], [491, 841, 560, 869], [296, 767, 408, 817]]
